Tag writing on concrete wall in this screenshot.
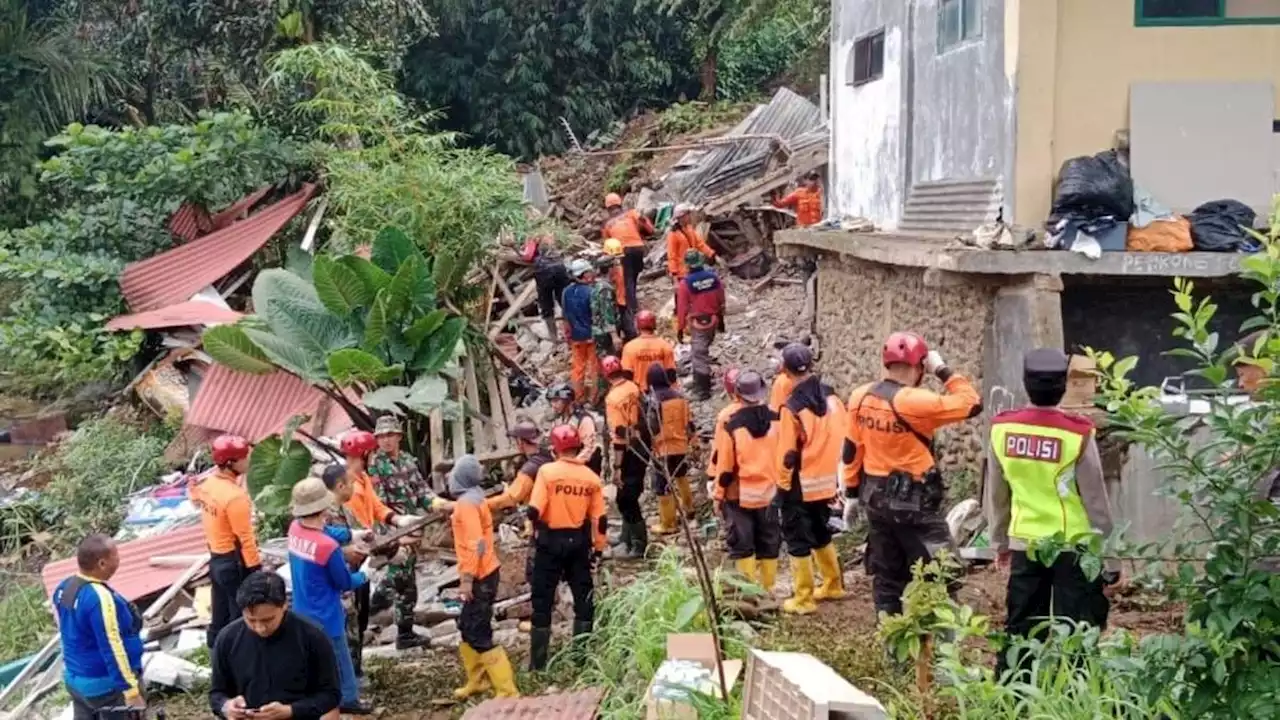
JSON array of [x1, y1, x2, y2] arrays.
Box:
[[988, 385, 1018, 417], [1119, 253, 1241, 276]]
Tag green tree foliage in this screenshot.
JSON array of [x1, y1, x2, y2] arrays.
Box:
[[401, 0, 700, 159], [268, 44, 524, 295], [0, 112, 298, 396], [716, 0, 828, 101], [246, 414, 316, 538], [0, 0, 119, 224], [203, 226, 468, 463]]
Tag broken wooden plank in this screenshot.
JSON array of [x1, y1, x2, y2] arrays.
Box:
[[494, 592, 532, 613], [0, 635, 58, 708], [462, 355, 491, 453], [144, 556, 210, 621], [150, 553, 210, 568], [483, 361, 510, 452], [432, 448, 523, 473], [490, 266, 518, 308], [487, 282, 537, 340]]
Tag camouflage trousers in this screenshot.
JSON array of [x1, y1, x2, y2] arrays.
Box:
[[344, 584, 370, 677], [384, 548, 419, 627]]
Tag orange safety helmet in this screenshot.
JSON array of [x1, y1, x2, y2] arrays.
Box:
[[604, 193, 623, 209], [601, 355, 623, 378], [636, 310, 657, 332], [722, 367, 740, 396], [341, 430, 378, 459], [549, 424, 583, 453], [882, 332, 929, 368], [211, 435, 250, 466]]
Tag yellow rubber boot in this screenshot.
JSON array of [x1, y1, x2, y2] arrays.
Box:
[[813, 544, 846, 601], [452, 643, 491, 700], [650, 495, 678, 535], [734, 557, 759, 585], [676, 476, 695, 513], [758, 558, 778, 594], [782, 556, 818, 615], [479, 647, 520, 698]]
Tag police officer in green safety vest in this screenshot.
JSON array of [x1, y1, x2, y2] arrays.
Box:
[[984, 348, 1119, 673]]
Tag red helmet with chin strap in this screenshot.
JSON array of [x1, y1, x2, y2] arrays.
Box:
[[341, 430, 378, 459], [882, 332, 928, 367], [549, 424, 583, 453], [636, 310, 657, 332]]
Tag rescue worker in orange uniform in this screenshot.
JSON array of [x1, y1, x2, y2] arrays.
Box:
[[771, 171, 824, 227], [642, 364, 697, 535], [676, 249, 726, 401], [775, 344, 848, 614], [488, 421, 551, 513], [666, 204, 716, 286], [527, 425, 607, 671], [621, 310, 676, 393], [602, 355, 647, 559], [706, 368, 742, 493], [561, 259, 600, 404], [192, 435, 261, 647], [448, 455, 519, 701], [339, 431, 429, 649], [768, 339, 812, 412], [602, 193, 655, 337], [602, 238, 634, 340], [547, 382, 604, 475], [840, 332, 982, 616], [713, 370, 782, 593]]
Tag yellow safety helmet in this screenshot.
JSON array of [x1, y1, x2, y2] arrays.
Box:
[[603, 238, 624, 257]]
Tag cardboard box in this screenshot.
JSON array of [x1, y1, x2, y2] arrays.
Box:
[[645, 634, 743, 720], [1062, 354, 1097, 408]]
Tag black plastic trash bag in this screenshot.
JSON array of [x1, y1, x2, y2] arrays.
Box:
[[1188, 199, 1258, 252], [1051, 151, 1134, 220]]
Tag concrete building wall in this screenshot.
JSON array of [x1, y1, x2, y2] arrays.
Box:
[[1013, 0, 1280, 225], [907, 0, 1011, 189], [813, 256, 995, 476], [829, 0, 909, 227]]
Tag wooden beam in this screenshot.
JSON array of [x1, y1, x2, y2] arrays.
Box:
[[428, 408, 445, 493], [483, 360, 510, 451], [150, 553, 209, 568], [487, 282, 537, 340], [451, 376, 467, 459], [143, 557, 209, 621], [490, 266, 518, 308], [463, 355, 490, 452]]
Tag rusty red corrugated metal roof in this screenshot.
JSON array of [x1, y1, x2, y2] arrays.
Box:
[[186, 364, 351, 442], [168, 203, 213, 243], [105, 300, 244, 332], [211, 185, 273, 231], [122, 184, 316, 312], [41, 524, 209, 602], [461, 689, 604, 719]]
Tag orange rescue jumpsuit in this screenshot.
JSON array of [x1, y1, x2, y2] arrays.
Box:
[[713, 403, 782, 587], [841, 372, 981, 614], [773, 186, 823, 227], [192, 467, 262, 647], [622, 334, 676, 393], [666, 225, 716, 279]]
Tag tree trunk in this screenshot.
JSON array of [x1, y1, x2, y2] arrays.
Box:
[[699, 45, 718, 101]]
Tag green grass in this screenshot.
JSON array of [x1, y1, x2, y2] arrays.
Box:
[[0, 581, 55, 663]]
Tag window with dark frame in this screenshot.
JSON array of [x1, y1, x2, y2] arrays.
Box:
[[850, 30, 885, 87], [938, 0, 982, 52], [1136, 0, 1280, 25]]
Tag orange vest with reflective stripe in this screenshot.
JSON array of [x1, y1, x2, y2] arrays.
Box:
[[778, 377, 847, 502], [713, 404, 779, 509]]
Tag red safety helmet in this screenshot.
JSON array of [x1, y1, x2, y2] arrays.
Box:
[[549, 424, 583, 453], [211, 435, 249, 466], [723, 367, 740, 396], [882, 332, 929, 368], [636, 310, 657, 332], [601, 355, 623, 378], [341, 430, 378, 459]]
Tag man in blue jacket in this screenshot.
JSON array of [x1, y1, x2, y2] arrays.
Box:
[[54, 534, 145, 720], [562, 258, 600, 404], [287, 478, 373, 715]]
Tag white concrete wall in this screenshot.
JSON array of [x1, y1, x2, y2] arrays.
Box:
[[829, 0, 908, 229]]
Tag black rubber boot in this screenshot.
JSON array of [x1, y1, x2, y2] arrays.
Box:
[[571, 619, 594, 665], [529, 627, 553, 671], [340, 699, 375, 715], [394, 621, 430, 651], [632, 521, 649, 558]]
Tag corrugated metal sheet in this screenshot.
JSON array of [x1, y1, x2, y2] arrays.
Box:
[[186, 364, 350, 442], [168, 203, 213, 244], [898, 179, 1003, 236], [105, 300, 243, 332], [210, 185, 273, 231], [41, 524, 208, 602], [666, 88, 826, 206], [122, 184, 316, 312]]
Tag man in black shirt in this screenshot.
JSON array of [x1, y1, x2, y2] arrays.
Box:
[[210, 571, 341, 720]]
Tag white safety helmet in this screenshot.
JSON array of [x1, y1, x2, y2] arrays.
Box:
[[569, 258, 593, 278]]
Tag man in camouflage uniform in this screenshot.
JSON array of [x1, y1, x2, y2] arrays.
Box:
[[367, 415, 449, 650], [591, 255, 623, 402]]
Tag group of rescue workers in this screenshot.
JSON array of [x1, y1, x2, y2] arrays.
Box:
[[167, 178, 1124, 714]]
